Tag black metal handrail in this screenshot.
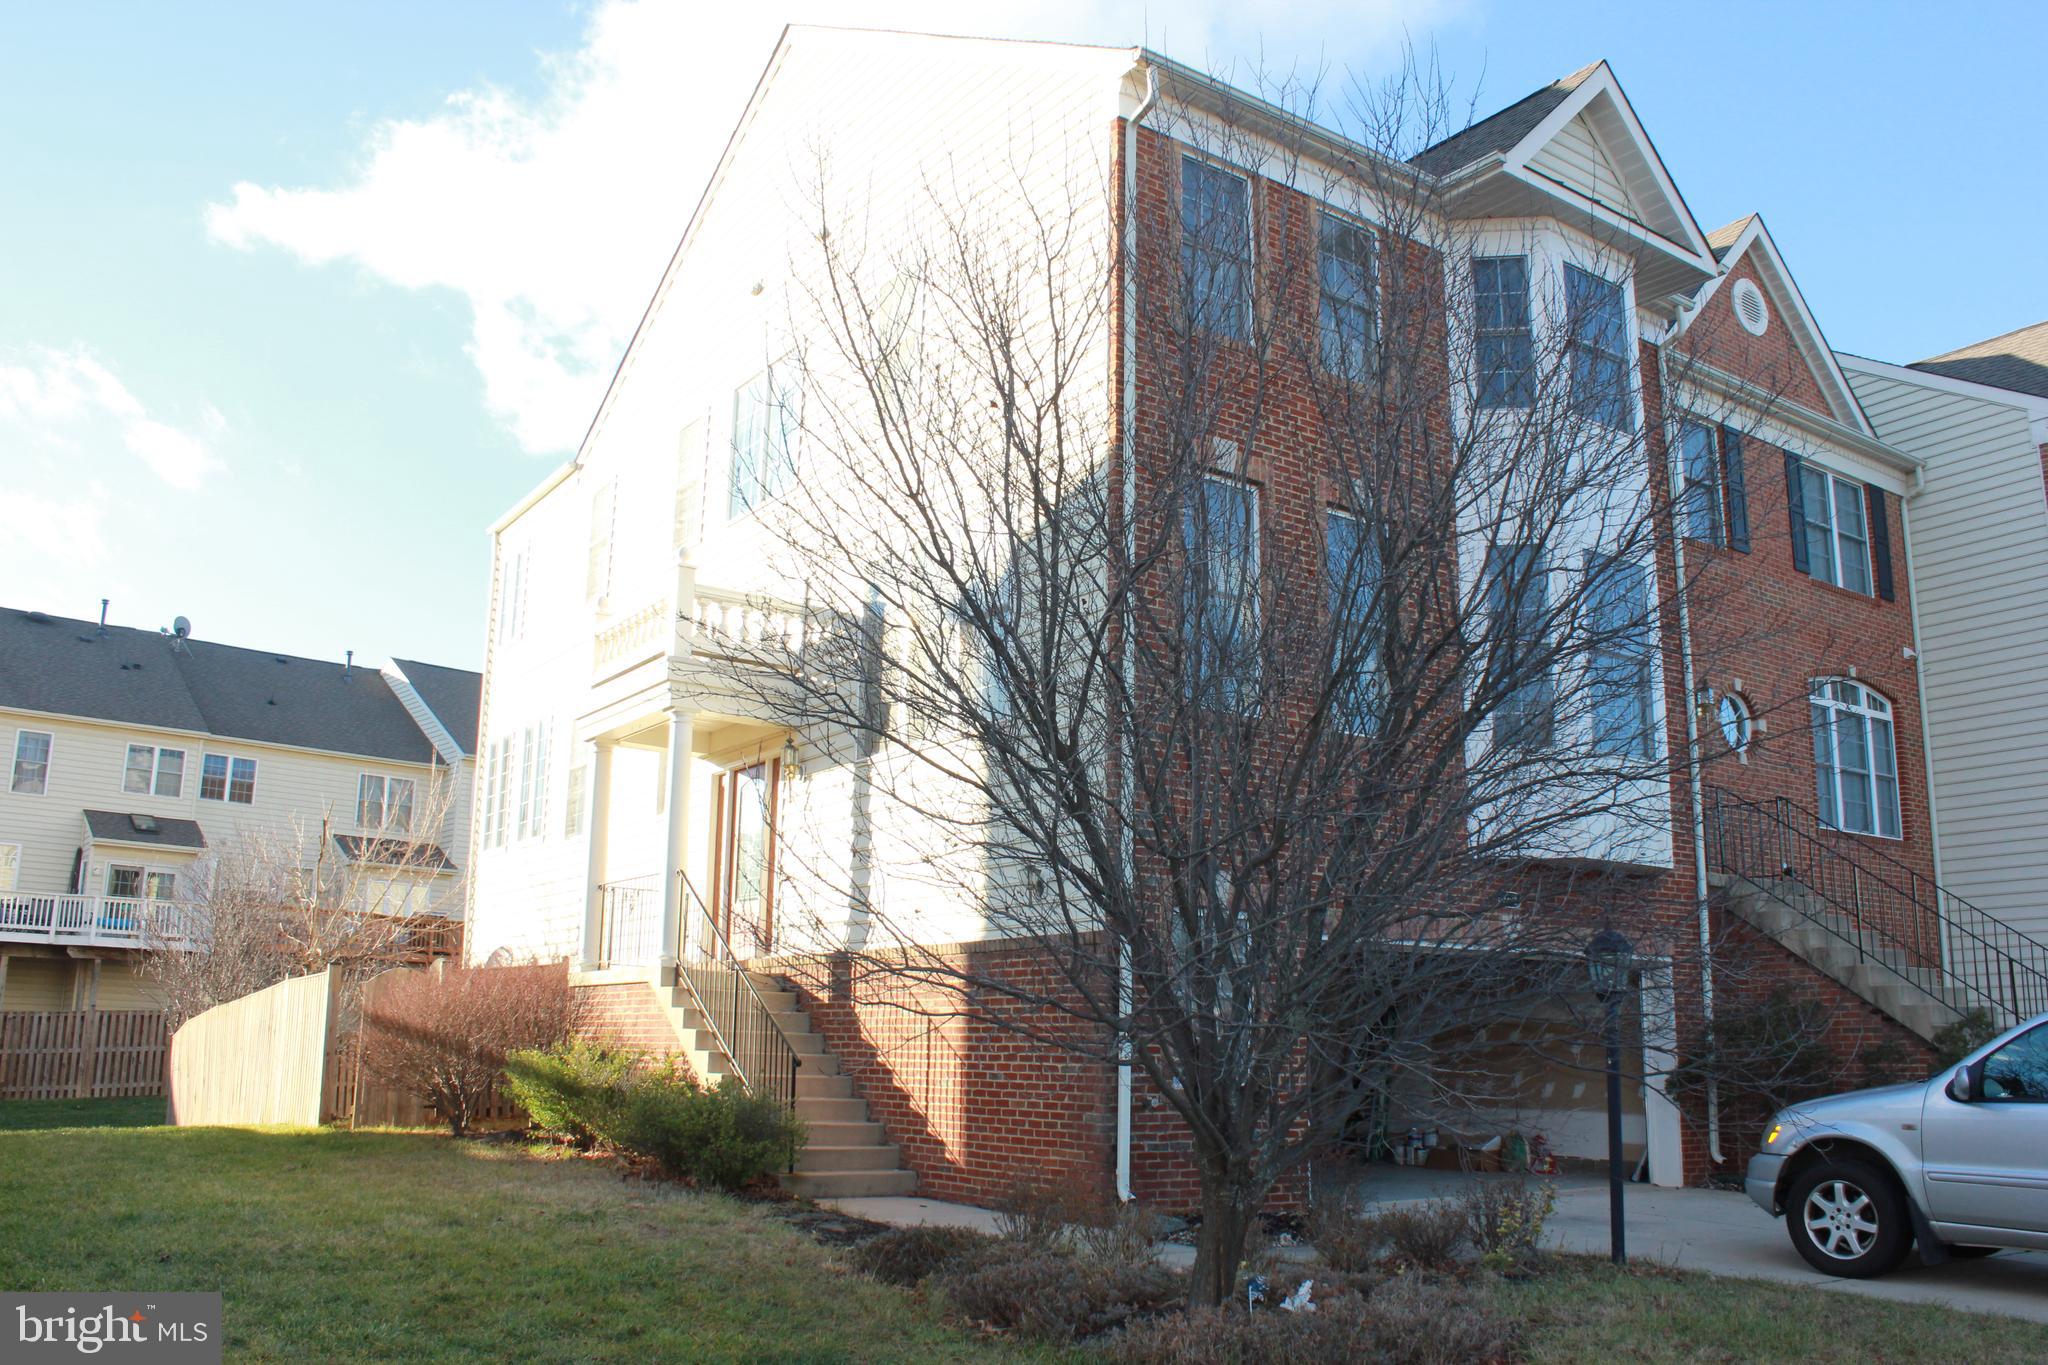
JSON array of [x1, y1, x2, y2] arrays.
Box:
[[674, 871, 801, 1119], [1704, 787, 2048, 1027], [594, 878, 662, 968]]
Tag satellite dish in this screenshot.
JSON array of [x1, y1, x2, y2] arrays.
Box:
[[173, 616, 191, 638]]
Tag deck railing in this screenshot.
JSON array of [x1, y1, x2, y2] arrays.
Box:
[[0, 894, 201, 949], [593, 878, 662, 969]]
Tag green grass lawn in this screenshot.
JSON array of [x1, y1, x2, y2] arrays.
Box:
[[0, 1123, 1032, 1363], [0, 1095, 168, 1130]]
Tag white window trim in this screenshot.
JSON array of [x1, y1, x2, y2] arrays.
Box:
[[1799, 459, 1874, 595], [122, 743, 185, 799], [0, 842, 20, 893], [199, 752, 259, 805], [1811, 678, 1902, 840], [11, 728, 53, 797]]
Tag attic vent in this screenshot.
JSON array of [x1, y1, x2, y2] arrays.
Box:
[[1731, 277, 1770, 337]]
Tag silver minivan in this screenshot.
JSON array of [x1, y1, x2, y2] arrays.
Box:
[[1746, 1011, 2048, 1277]]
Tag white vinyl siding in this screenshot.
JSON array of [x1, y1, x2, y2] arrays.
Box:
[[1523, 114, 1637, 223]]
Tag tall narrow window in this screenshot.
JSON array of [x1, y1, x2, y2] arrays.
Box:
[[227, 757, 256, 805], [497, 546, 528, 645], [1811, 679, 1900, 838], [1485, 547, 1552, 749], [1676, 420, 1724, 545], [1182, 474, 1261, 709], [565, 763, 588, 838], [1180, 157, 1251, 340], [1473, 256, 1533, 408], [1566, 265, 1632, 430], [1318, 213, 1376, 380], [729, 361, 799, 518], [1585, 554, 1655, 758], [1326, 508, 1382, 732], [10, 730, 50, 795], [124, 744, 155, 796], [1791, 459, 1873, 595], [586, 479, 615, 603], [528, 724, 550, 838], [517, 727, 536, 839], [358, 774, 386, 829]]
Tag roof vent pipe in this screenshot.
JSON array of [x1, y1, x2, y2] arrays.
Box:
[[98, 599, 109, 636], [345, 649, 354, 679]]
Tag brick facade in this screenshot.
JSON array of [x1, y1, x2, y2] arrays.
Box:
[[570, 980, 690, 1061]]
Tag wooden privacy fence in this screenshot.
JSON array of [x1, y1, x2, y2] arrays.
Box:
[[0, 1010, 168, 1100], [168, 968, 341, 1126]]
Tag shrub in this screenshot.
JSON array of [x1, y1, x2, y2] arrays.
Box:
[[608, 1069, 806, 1191], [1460, 1178, 1555, 1270], [1933, 1009, 2001, 1068], [938, 1253, 1180, 1342], [1104, 1277, 1518, 1364], [359, 961, 571, 1136], [503, 1038, 639, 1147], [1305, 1199, 1387, 1273], [1072, 1200, 1162, 1269], [846, 1225, 999, 1286], [1375, 1200, 1468, 1270]]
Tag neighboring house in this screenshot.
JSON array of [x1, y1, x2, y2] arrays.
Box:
[[0, 605, 480, 1013], [465, 30, 2036, 1205], [1838, 327, 2048, 952]]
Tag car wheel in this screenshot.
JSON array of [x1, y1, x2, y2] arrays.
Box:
[[1785, 1157, 1912, 1278]]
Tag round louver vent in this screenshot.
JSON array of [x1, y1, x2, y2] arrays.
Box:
[[1731, 277, 1770, 336]]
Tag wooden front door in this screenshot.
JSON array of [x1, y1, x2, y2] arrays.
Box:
[[712, 758, 778, 959]]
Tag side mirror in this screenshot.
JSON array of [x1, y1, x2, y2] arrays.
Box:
[[1946, 1064, 1979, 1103]]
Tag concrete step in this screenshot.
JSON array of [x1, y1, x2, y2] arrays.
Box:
[[797, 1072, 854, 1100], [803, 1120, 888, 1147], [782, 1168, 918, 1199], [771, 1009, 813, 1037], [795, 1096, 870, 1124], [786, 1030, 827, 1056], [796, 1143, 904, 1174], [752, 988, 797, 1012]]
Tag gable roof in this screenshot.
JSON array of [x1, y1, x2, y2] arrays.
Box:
[[1411, 63, 1601, 177], [389, 657, 482, 755], [0, 607, 479, 766], [1912, 321, 2048, 400]]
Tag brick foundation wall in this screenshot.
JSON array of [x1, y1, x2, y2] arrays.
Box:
[[570, 980, 688, 1059]]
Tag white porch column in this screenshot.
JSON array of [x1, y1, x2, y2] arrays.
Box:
[[580, 740, 615, 971], [659, 707, 696, 983], [1639, 963, 1686, 1188]]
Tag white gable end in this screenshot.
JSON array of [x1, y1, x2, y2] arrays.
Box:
[[1523, 113, 1638, 225]]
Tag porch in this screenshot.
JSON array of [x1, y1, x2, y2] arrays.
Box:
[[0, 894, 201, 951]]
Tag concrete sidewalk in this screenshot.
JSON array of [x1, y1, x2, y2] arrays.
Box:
[[826, 1174, 2048, 1325]]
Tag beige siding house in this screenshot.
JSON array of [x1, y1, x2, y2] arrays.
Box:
[[0, 606, 480, 1011]]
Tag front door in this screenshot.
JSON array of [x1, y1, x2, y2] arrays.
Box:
[[1921, 1021, 2048, 1237], [713, 758, 778, 959]]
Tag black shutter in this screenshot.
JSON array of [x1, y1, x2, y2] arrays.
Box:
[[1784, 450, 1809, 574], [1719, 425, 1751, 553], [1867, 485, 1895, 601]]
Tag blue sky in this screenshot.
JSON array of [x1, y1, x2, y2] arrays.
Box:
[[4, 1, 2042, 671]]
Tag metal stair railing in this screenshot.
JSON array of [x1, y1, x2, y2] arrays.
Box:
[[1704, 787, 2048, 1028], [674, 871, 802, 1121]]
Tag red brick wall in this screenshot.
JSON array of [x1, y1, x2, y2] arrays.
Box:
[[570, 980, 689, 1060], [1679, 249, 1834, 420]]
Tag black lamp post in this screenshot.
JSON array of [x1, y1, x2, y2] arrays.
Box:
[[1585, 928, 1635, 1265]]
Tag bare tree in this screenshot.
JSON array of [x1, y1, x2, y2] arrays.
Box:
[[142, 767, 466, 1027], [714, 54, 1801, 1304], [359, 961, 571, 1136]]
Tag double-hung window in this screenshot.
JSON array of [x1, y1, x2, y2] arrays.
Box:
[[1181, 157, 1251, 340], [1473, 256, 1533, 408], [1318, 213, 1376, 380], [497, 546, 528, 645], [1810, 678, 1900, 838], [586, 479, 615, 603], [1566, 265, 1632, 430], [1792, 460, 1873, 595], [729, 361, 799, 517], [123, 744, 185, 798], [1676, 421, 1725, 545], [357, 774, 416, 833], [11, 730, 51, 795], [1326, 508, 1383, 732], [106, 865, 144, 900], [1584, 554, 1655, 758], [199, 754, 256, 805], [1485, 546, 1553, 749], [1183, 474, 1261, 708]]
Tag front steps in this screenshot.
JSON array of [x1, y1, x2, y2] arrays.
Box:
[[1719, 874, 1966, 1042], [656, 971, 916, 1198]]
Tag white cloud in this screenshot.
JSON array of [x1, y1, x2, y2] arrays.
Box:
[[206, 0, 1459, 456], [0, 347, 225, 490]]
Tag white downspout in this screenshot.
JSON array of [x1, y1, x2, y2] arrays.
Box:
[[1657, 339, 1724, 1168], [1116, 58, 1159, 1205]]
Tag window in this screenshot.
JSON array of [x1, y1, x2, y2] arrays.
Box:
[[199, 754, 256, 805], [674, 417, 705, 548], [565, 763, 588, 838], [1585, 553, 1655, 758], [529, 724, 550, 838], [1485, 546, 1552, 749], [1674, 420, 1752, 551], [357, 775, 415, 832], [123, 744, 184, 797], [1326, 508, 1382, 732], [1790, 459, 1873, 595], [1182, 474, 1261, 708], [586, 479, 615, 602], [106, 864, 144, 899], [729, 361, 799, 517], [364, 875, 430, 918], [1473, 256, 1533, 408], [1566, 265, 1632, 431], [0, 844, 19, 893], [145, 870, 176, 900], [11, 730, 51, 795], [517, 728, 536, 839], [1717, 694, 1753, 755], [1181, 157, 1251, 340], [1980, 1023, 2048, 1102], [481, 738, 507, 848], [1318, 213, 1376, 379], [496, 546, 529, 645], [1811, 679, 1900, 838]]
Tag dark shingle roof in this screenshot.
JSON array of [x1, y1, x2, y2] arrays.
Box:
[[333, 834, 458, 871], [0, 607, 477, 765], [1705, 216, 1755, 260], [391, 657, 481, 755], [1912, 321, 2048, 400], [83, 809, 208, 849], [1409, 62, 1603, 177]]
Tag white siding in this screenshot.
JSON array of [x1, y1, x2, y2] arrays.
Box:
[[1846, 362, 2048, 942], [1524, 114, 1637, 225]]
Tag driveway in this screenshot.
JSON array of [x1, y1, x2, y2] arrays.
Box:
[[1352, 1166, 2048, 1325]]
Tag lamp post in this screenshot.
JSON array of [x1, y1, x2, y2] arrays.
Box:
[[1585, 928, 1635, 1265]]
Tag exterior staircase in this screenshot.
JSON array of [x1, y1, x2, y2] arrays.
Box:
[[655, 970, 916, 1199], [1706, 788, 2048, 1043]]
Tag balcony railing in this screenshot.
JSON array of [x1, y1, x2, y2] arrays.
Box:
[[0, 894, 201, 949], [593, 877, 662, 969], [592, 581, 816, 682]]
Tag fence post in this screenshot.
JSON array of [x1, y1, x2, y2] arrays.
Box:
[[73, 1008, 100, 1099]]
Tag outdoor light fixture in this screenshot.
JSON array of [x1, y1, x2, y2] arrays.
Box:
[[1584, 927, 1635, 1264]]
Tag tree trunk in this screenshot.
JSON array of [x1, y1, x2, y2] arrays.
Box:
[[1188, 1180, 1256, 1308]]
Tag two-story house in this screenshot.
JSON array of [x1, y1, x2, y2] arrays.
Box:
[[464, 29, 2042, 1207], [0, 605, 479, 1013]]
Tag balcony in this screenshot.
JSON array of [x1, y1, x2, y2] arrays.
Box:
[[592, 576, 815, 688], [0, 894, 201, 950]]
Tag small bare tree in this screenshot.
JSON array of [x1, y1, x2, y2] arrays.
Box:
[[359, 961, 571, 1136]]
